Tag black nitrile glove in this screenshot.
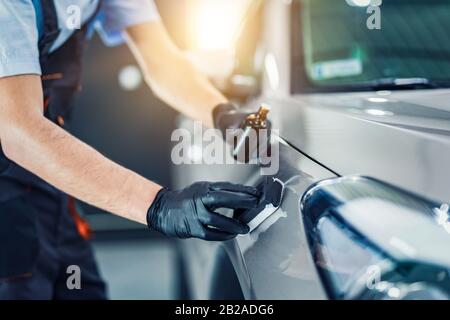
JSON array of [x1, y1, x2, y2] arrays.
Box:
[[212, 103, 248, 138], [213, 102, 272, 162], [147, 182, 261, 241]]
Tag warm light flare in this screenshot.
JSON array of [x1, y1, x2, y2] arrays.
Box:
[[193, 0, 250, 51]]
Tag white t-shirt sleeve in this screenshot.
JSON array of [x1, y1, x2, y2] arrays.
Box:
[[96, 0, 161, 46], [0, 0, 41, 78]]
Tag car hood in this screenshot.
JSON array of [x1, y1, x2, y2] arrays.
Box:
[[309, 89, 450, 135], [256, 89, 450, 203]]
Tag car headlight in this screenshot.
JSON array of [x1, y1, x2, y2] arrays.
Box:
[[301, 176, 450, 300]]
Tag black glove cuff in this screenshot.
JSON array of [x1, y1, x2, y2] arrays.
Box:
[[212, 102, 238, 130], [146, 187, 170, 229]]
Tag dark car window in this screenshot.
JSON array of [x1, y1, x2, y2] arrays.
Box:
[[297, 0, 450, 91]]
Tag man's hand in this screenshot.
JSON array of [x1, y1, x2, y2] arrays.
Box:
[[212, 103, 249, 138], [213, 103, 272, 162], [147, 182, 261, 241]]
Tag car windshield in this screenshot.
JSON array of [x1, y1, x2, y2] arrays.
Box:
[[299, 0, 450, 91]]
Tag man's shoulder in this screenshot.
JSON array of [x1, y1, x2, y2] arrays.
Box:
[[0, 1, 42, 78]]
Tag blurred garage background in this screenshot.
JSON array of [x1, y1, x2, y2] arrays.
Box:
[[66, 0, 263, 299]]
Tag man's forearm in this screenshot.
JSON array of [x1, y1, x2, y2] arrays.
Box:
[[142, 54, 227, 127], [2, 115, 160, 225], [125, 22, 228, 128]]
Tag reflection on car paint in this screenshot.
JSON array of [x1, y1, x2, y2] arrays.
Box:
[[433, 203, 450, 234]]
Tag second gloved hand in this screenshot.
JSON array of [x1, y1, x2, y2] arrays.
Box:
[[147, 181, 261, 241], [212, 103, 248, 138], [213, 103, 272, 162]]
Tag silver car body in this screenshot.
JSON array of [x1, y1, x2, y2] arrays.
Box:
[[173, 0, 450, 300]]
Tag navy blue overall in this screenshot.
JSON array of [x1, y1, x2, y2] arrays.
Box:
[[0, 0, 107, 299]]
